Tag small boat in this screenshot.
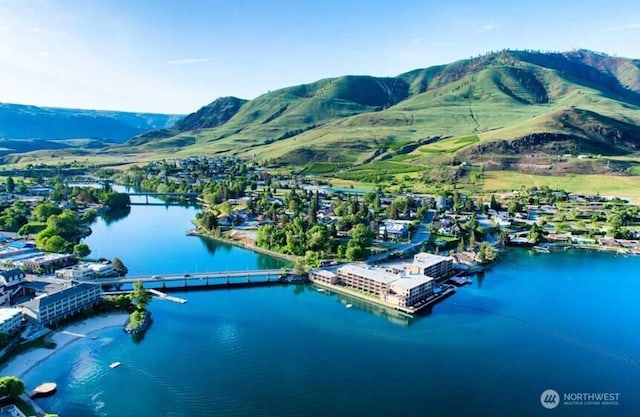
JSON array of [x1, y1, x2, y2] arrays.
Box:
[[346, 304, 353, 308], [316, 288, 326, 293], [30, 382, 57, 398], [533, 245, 550, 254], [109, 362, 121, 369]]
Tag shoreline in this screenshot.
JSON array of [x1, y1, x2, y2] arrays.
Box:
[[188, 228, 297, 263], [0, 313, 128, 380]]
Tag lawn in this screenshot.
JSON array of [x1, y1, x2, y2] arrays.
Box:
[[482, 171, 640, 203]]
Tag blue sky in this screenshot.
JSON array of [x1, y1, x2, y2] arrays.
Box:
[[1, 0, 639, 114]]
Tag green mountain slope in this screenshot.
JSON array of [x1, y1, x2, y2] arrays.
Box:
[[124, 50, 640, 171]]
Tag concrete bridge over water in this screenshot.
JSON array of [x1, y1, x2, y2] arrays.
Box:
[[78, 268, 296, 289]]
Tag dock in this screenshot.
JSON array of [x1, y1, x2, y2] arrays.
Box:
[[448, 276, 472, 286], [148, 289, 187, 304]]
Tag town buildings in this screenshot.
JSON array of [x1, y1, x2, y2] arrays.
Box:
[[55, 261, 114, 280], [21, 283, 102, 326], [0, 307, 22, 334], [309, 252, 453, 312]]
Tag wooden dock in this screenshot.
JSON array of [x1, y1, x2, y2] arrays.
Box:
[[148, 289, 187, 303]]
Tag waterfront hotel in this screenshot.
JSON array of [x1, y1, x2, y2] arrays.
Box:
[[310, 252, 453, 310]]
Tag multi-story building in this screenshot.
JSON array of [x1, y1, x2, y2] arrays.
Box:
[[385, 275, 434, 308], [310, 264, 435, 310], [336, 264, 400, 297], [410, 253, 454, 279], [22, 253, 75, 274], [308, 269, 338, 285], [0, 307, 23, 334], [21, 283, 102, 326], [55, 261, 114, 280]]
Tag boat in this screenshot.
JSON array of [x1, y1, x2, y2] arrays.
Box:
[[532, 245, 550, 254], [30, 382, 57, 398], [346, 304, 353, 308], [109, 362, 121, 369]]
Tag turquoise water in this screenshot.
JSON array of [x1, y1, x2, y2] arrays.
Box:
[[22, 203, 640, 416]]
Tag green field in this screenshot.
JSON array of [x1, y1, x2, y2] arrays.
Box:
[[483, 171, 640, 203]]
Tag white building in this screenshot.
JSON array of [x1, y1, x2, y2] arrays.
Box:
[[411, 253, 454, 279], [55, 261, 114, 280], [21, 283, 102, 326], [0, 307, 22, 334], [310, 264, 435, 310], [385, 275, 434, 308]]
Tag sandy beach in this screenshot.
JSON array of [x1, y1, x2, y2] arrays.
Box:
[[0, 313, 128, 379]]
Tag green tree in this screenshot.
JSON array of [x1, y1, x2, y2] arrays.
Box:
[[104, 192, 131, 209], [73, 243, 91, 258], [0, 376, 25, 398], [476, 242, 497, 265], [44, 235, 70, 253], [32, 201, 62, 222], [528, 223, 544, 244], [6, 176, 15, 193], [303, 250, 320, 269], [132, 281, 152, 310], [112, 257, 128, 276]]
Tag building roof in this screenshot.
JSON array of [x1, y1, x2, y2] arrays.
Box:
[[0, 307, 21, 322], [413, 252, 453, 268], [313, 270, 336, 279], [23, 283, 100, 310], [391, 275, 433, 290], [338, 264, 399, 284]]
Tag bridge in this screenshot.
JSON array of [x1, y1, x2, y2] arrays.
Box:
[[78, 268, 294, 289], [128, 192, 200, 205]]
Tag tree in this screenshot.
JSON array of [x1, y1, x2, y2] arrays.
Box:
[[44, 235, 70, 253], [528, 223, 544, 244], [476, 242, 497, 265], [104, 192, 131, 209], [0, 376, 25, 398], [132, 281, 152, 310], [112, 257, 128, 276], [6, 176, 15, 193], [293, 257, 307, 275], [73, 243, 91, 258]]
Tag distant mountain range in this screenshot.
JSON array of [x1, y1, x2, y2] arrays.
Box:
[[120, 49, 640, 173], [0, 102, 182, 154]]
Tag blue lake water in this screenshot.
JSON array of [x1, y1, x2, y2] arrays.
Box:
[[22, 202, 640, 416]]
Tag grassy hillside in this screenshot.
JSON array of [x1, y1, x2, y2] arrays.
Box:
[[108, 50, 640, 181]]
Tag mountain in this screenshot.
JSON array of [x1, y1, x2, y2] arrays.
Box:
[[0, 102, 182, 153], [120, 50, 640, 172]]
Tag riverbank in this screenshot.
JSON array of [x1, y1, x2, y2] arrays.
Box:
[[188, 227, 297, 264], [0, 313, 128, 379]]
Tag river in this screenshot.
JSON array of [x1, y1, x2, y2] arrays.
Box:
[[21, 199, 640, 417]]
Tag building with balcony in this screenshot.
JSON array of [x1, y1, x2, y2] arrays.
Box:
[[410, 253, 454, 279], [21, 283, 102, 326]]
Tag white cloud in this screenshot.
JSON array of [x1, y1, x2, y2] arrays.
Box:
[[481, 24, 494, 31], [166, 57, 217, 65], [603, 23, 640, 32]]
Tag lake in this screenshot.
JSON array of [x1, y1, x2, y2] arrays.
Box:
[[22, 200, 640, 416]]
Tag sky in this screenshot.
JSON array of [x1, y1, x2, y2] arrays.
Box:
[[1, 0, 639, 114]]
